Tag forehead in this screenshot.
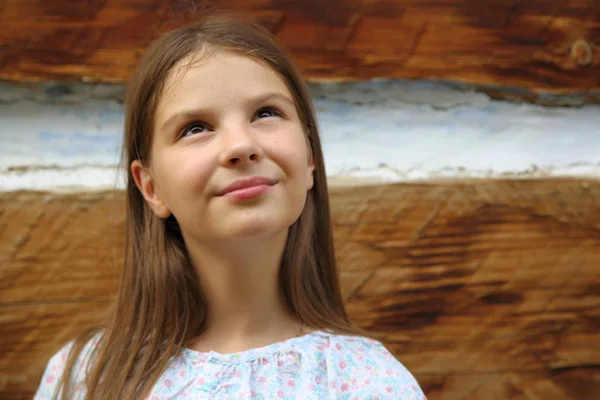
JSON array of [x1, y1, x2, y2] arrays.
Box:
[[155, 51, 292, 122]]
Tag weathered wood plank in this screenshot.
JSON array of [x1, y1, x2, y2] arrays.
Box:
[[0, 0, 599, 101], [0, 192, 123, 303], [1, 178, 599, 398], [0, 302, 109, 400], [419, 368, 600, 400]]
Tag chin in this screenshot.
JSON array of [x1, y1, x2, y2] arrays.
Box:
[[222, 212, 296, 239], [228, 222, 287, 239]]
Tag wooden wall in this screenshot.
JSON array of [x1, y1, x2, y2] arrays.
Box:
[[0, 0, 599, 102], [1, 1, 599, 399], [1, 180, 599, 399]]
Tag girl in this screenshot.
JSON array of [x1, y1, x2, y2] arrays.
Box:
[[34, 14, 426, 399]]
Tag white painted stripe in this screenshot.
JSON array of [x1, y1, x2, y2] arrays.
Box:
[[1, 82, 599, 192]]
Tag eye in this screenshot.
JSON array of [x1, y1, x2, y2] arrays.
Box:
[[254, 107, 281, 120], [180, 122, 210, 138]]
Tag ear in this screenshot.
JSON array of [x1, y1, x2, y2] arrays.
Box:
[[131, 160, 172, 219], [304, 134, 316, 190], [306, 157, 315, 191]]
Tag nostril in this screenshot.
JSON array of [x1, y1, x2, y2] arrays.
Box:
[[249, 154, 258, 161]]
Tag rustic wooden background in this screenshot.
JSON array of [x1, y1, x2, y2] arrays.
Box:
[[1, 180, 599, 399], [1, 0, 600, 399], [0, 0, 599, 103]]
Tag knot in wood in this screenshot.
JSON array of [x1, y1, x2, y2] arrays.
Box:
[[570, 40, 593, 66]]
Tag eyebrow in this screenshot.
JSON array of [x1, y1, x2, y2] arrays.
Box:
[[160, 92, 296, 133]]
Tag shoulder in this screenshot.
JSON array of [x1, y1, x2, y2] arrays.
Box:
[[33, 334, 100, 400], [315, 331, 427, 399], [33, 342, 72, 399]]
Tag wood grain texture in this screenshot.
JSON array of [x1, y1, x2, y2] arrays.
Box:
[[1, 179, 599, 399], [0, 302, 109, 400], [0, 0, 599, 100]]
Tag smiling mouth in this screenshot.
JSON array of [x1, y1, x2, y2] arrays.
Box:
[[224, 183, 273, 200], [218, 176, 277, 199]]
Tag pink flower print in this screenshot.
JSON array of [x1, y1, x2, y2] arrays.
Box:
[[365, 379, 371, 385], [277, 360, 284, 367], [315, 377, 322, 384], [335, 343, 342, 351], [46, 374, 55, 384], [278, 390, 285, 398], [339, 361, 347, 370], [357, 356, 364, 361], [287, 379, 295, 387], [251, 390, 257, 397], [386, 386, 393, 393], [329, 381, 336, 389], [308, 383, 315, 391], [317, 346, 325, 351], [341, 383, 349, 392], [180, 370, 186, 377], [261, 358, 269, 365], [366, 365, 372, 370], [197, 377, 205, 385], [235, 371, 241, 378], [386, 369, 393, 376], [259, 376, 267, 383]]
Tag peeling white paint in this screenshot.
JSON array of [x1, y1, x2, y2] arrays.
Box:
[[1, 81, 599, 192]]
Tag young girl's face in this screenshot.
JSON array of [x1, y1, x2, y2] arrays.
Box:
[[139, 51, 315, 242]]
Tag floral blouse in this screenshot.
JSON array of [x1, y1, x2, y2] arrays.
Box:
[[34, 330, 426, 399]]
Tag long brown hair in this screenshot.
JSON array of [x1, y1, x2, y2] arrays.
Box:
[[56, 13, 356, 400]]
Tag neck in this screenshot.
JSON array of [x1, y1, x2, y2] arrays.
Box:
[[185, 230, 302, 353]]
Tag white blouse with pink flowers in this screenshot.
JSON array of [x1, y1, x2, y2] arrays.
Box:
[[35, 330, 426, 399]]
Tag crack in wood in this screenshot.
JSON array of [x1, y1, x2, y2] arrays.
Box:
[[405, 22, 429, 63], [504, 0, 528, 28], [9, 208, 45, 263], [415, 191, 453, 240], [344, 269, 376, 302], [270, 13, 287, 36], [343, 15, 363, 52]]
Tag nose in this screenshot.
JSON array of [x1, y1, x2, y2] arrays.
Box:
[[218, 124, 264, 167]]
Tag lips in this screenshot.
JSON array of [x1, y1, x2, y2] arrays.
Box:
[[218, 176, 277, 196]]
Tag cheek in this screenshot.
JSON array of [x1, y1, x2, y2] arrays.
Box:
[[269, 130, 311, 174], [154, 150, 213, 203]]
